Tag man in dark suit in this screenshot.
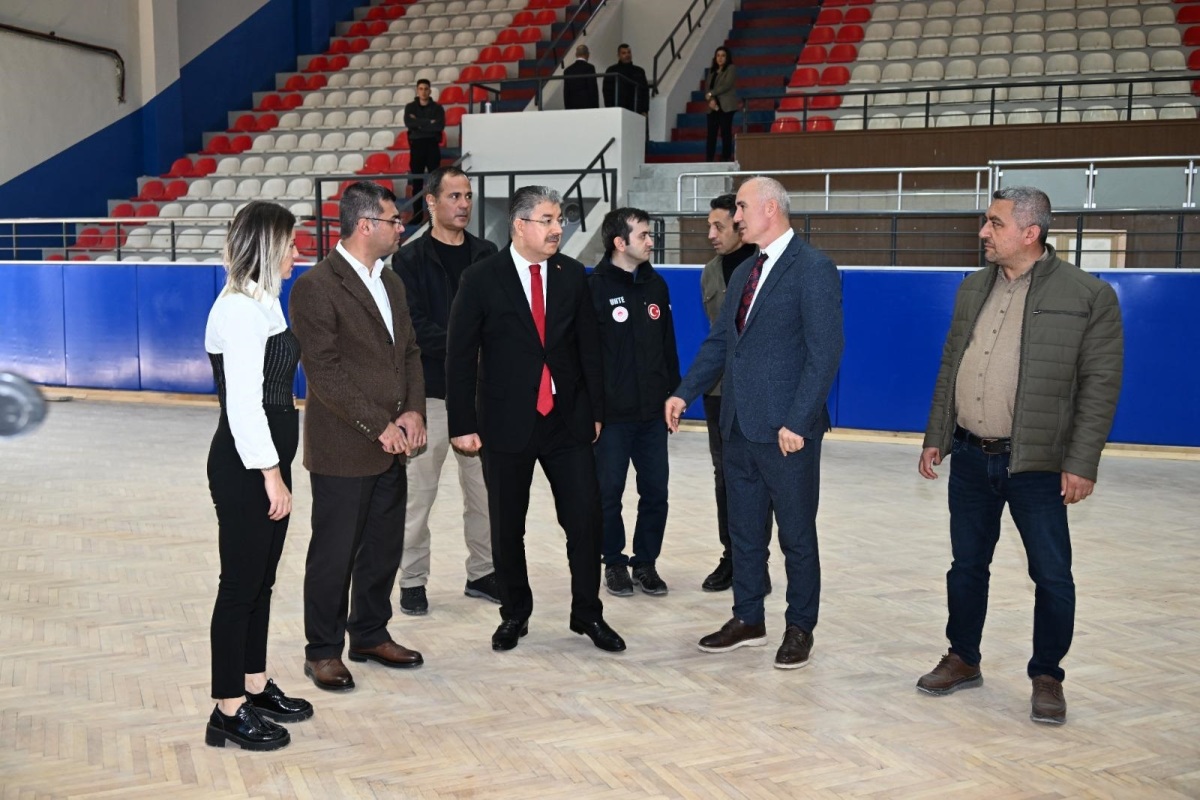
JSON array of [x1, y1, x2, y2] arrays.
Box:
[[666, 176, 843, 670], [603, 43, 650, 114], [289, 182, 427, 691], [563, 44, 599, 110], [445, 185, 625, 654]]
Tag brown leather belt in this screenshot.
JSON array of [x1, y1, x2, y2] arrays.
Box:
[[955, 425, 1012, 455]]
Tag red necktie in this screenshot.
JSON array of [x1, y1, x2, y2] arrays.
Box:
[[529, 263, 554, 415], [735, 252, 768, 334]]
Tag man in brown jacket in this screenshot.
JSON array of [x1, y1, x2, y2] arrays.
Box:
[[289, 181, 428, 691]]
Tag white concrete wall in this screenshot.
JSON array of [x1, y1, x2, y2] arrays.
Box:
[[647, 0, 737, 141], [176, 0, 267, 63]]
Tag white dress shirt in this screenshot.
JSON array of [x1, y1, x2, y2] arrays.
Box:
[[509, 243, 555, 393], [204, 281, 287, 469], [744, 227, 794, 319], [337, 241, 393, 340]]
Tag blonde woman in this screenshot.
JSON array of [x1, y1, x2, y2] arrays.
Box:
[[204, 201, 309, 750]]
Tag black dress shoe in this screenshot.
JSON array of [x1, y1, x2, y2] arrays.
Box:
[[569, 617, 626, 652], [702, 557, 733, 592], [492, 619, 528, 651], [774, 625, 813, 670], [246, 679, 314, 722], [205, 703, 290, 751]]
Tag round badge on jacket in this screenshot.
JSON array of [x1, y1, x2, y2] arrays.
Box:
[[612, 306, 629, 322], [647, 303, 661, 320]]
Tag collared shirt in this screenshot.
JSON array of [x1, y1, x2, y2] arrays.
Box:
[[204, 280, 287, 469], [509, 243, 555, 393], [745, 227, 794, 318], [955, 249, 1047, 438], [337, 240, 393, 340]]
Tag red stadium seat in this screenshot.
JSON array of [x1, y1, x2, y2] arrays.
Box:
[[533, 9, 556, 25], [46, 254, 65, 261], [164, 180, 188, 201], [1193, 79, 1200, 96], [1185, 27, 1200, 46], [1190, 50, 1200, 69], [229, 135, 252, 153], [1179, 5, 1200, 22], [71, 254, 92, 261], [306, 74, 328, 90], [367, 21, 387, 35], [828, 44, 857, 63], [305, 55, 329, 73], [789, 68, 819, 88], [547, 0, 570, 6], [191, 157, 217, 176], [385, 5, 405, 19], [111, 203, 135, 217], [824, 0, 848, 5], [388, 131, 411, 151], [470, 86, 488, 103], [459, 65, 484, 83], [202, 134, 232, 155], [348, 22, 369, 37], [255, 113, 278, 132], [96, 228, 119, 251], [348, 38, 369, 53], [328, 55, 349, 70], [440, 85, 467, 104], [231, 114, 257, 132], [808, 27, 835, 46], [136, 203, 160, 217], [502, 45, 526, 61], [163, 158, 192, 178], [513, 10, 536, 25], [296, 229, 317, 256], [496, 29, 520, 45], [321, 202, 339, 220], [483, 64, 508, 80], [528, 0, 549, 8], [257, 93, 283, 111], [136, 180, 165, 201], [778, 96, 807, 111], [366, 6, 387, 21], [444, 106, 467, 126], [360, 153, 391, 174], [327, 38, 349, 55], [798, 45, 826, 64], [819, 66, 850, 86], [771, 118, 802, 133], [836, 25, 864, 44], [370, 178, 394, 193], [816, 8, 842, 25], [520, 27, 542, 43], [844, 7, 871, 23], [390, 152, 411, 173], [479, 46, 503, 63], [284, 75, 305, 91], [280, 93, 303, 110], [806, 116, 834, 131]]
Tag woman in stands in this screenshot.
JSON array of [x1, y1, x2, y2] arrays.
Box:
[[705, 46, 739, 162], [204, 201, 310, 751]]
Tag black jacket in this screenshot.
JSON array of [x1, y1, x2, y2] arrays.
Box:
[[393, 229, 498, 398], [588, 258, 681, 424], [404, 99, 445, 141], [563, 59, 600, 109], [603, 62, 650, 113]]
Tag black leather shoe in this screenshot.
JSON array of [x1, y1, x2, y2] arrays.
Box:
[[702, 557, 733, 592], [492, 619, 528, 651], [569, 616, 626, 652], [245, 679, 313, 722], [205, 703, 290, 751], [774, 625, 813, 670]]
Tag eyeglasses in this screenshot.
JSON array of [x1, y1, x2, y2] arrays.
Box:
[[520, 217, 566, 227], [364, 217, 404, 228]]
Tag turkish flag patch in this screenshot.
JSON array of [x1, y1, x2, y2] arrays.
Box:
[[647, 303, 661, 320]]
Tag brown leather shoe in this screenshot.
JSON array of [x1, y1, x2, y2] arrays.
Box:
[[774, 625, 813, 670], [1030, 675, 1067, 725], [698, 617, 767, 653], [348, 640, 424, 669], [304, 658, 355, 692], [916, 651, 982, 695]]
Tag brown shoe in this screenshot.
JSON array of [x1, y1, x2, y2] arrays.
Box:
[[304, 658, 355, 692], [698, 617, 768, 653], [916, 651, 982, 695], [774, 625, 813, 670], [348, 640, 424, 669], [1030, 675, 1067, 725]]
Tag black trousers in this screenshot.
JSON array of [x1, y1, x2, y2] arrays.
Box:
[[408, 138, 441, 214], [703, 394, 773, 563], [304, 458, 406, 660], [209, 408, 298, 699], [481, 409, 604, 624], [706, 109, 735, 161]]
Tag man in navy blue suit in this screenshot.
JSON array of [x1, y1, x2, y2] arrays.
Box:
[[666, 176, 843, 670]]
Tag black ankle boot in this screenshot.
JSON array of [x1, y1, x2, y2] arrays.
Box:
[[205, 703, 290, 751]]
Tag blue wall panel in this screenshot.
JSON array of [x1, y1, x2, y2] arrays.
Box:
[[62, 265, 141, 390], [1103, 272, 1200, 446], [136, 266, 216, 393], [838, 270, 969, 432], [659, 267, 711, 420], [0, 264, 66, 384]]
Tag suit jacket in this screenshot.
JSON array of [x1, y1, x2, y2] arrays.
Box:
[[706, 64, 738, 113], [675, 234, 844, 443], [289, 249, 426, 477], [563, 59, 600, 109], [446, 248, 604, 453]]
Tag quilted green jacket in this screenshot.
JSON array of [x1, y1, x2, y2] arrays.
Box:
[[923, 246, 1124, 480]]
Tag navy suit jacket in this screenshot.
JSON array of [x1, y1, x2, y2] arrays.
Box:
[[445, 248, 604, 453], [675, 233, 844, 443]]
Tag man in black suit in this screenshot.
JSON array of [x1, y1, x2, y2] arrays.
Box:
[[563, 44, 599, 110], [603, 43, 650, 114], [445, 185, 626, 654]]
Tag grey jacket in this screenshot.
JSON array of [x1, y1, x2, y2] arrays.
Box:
[[923, 245, 1124, 480], [707, 65, 738, 113]]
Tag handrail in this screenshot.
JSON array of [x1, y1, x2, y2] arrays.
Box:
[[650, 0, 717, 93], [530, 0, 610, 74], [0, 22, 125, 102], [990, 155, 1199, 210], [559, 137, 618, 232], [467, 72, 643, 112]]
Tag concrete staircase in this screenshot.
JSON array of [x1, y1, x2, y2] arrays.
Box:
[[625, 161, 736, 262]]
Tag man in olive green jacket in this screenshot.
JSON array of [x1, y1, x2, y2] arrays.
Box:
[[915, 186, 1123, 727]]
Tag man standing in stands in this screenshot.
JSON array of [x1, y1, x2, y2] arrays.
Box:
[[916, 186, 1123, 725], [563, 44, 600, 110], [603, 43, 650, 115], [393, 166, 500, 616], [666, 176, 843, 670], [588, 207, 680, 598], [404, 78, 445, 225], [290, 181, 426, 691], [446, 186, 625, 654]]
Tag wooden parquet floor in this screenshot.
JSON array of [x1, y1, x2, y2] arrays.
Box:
[[2, 401, 1198, 799]]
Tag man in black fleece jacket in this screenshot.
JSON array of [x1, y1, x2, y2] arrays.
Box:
[[403, 79, 445, 224]]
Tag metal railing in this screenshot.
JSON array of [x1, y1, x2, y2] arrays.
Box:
[[0, 22, 126, 102], [992, 155, 1199, 210], [527, 0, 610, 75], [650, 0, 718, 93]]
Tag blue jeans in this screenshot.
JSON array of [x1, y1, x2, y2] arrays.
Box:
[[946, 437, 1075, 682], [594, 419, 668, 568]]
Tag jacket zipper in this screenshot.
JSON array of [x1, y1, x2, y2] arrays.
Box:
[[1032, 309, 1087, 318], [1008, 272, 1040, 476]]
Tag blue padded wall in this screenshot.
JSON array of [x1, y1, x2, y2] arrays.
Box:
[[136, 266, 217, 393], [63, 264, 141, 390], [0, 263, 66, 384], [659, 267, 711, 421]]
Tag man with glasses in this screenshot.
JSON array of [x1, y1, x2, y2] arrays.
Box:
[[290, 181, 427, 691], [445, 186, 625, 654], [393, 167, 499, 616]]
